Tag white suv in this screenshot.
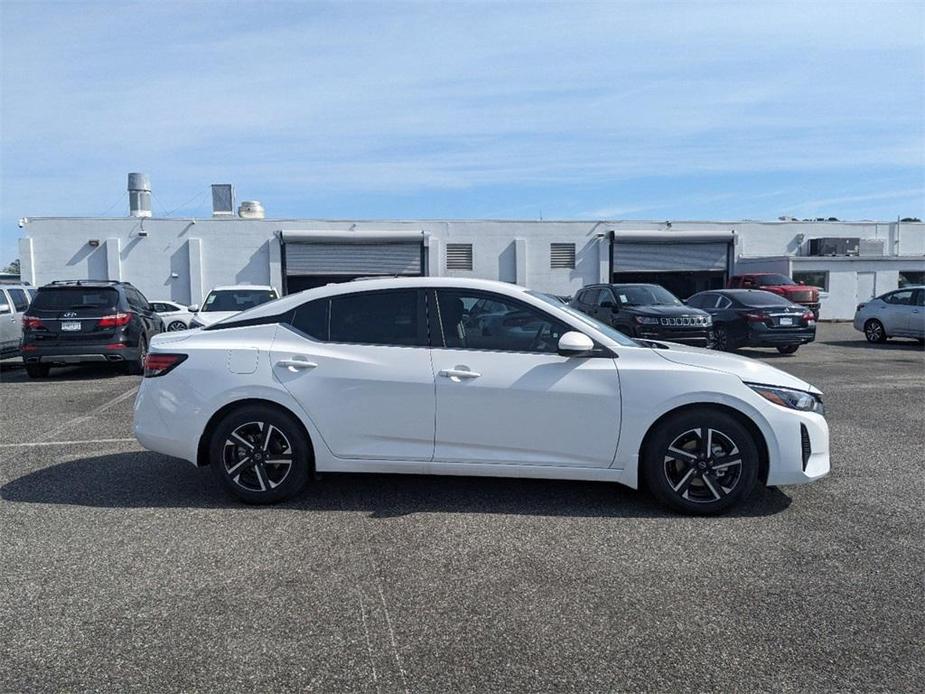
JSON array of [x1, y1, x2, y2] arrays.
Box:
[[0, 284, 36, 357], [134, 277, 830, 514], [188, 285, 279, 328]]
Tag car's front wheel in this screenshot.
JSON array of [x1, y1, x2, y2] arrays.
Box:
[[209, 406, 311, 504], [864, 319, 887, 343], [167, 320, 187, 332], [643, 409, 759, 514], [711, 324, 732, 351]]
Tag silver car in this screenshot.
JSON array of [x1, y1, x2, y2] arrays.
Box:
[[854, 285, 924, 344], [0, 284, 37, 357]]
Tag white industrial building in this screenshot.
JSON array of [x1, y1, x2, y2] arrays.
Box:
[[15, 175, 924, 320]]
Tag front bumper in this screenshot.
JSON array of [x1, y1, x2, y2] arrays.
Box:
[[635, 327, 712, 344], [22, 342, 140, 364], [766, 409, 830, 486]]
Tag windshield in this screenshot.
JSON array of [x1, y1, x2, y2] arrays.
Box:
[[756, 274, 796, 286], [529, 292, 637, 347], [613, 285, 682, 307], [203, 289, 277, 312], [737, 291, 793, 307], [31, 287, 119, 311]]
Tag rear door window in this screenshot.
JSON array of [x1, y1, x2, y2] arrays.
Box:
[[329, 290, 424, 347], [7, 288, 28, 312], [291, 299, 330, 341]]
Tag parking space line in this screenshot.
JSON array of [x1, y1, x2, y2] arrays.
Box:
[[35, 386, 139, 443], [0, 437, 139, 448]]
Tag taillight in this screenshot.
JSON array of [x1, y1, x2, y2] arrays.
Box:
[[744, 312, 768, 322], [98, 312, 133, 328], [856, 303, 866, 312], [22, 315, 45, 330], [143, 353, 187, 378], [802, 311, 815, 322]]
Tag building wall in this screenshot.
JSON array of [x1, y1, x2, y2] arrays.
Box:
[[18, 217, 925, 319]]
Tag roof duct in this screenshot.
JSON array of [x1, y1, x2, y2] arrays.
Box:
[[127, 173, 152, 218]]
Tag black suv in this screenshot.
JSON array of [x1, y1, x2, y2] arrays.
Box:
[[21, 280, 163, 378], [570, 283, 713, 344]]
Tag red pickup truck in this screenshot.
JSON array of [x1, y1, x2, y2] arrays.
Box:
[[728, 273, 822, 317]]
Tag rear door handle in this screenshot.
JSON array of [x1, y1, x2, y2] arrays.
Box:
[[439, 368, 481, 380], [276, 358, 318, 370]]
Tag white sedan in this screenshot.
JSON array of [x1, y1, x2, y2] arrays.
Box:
[[188, 285, 279, 328], [134, 278, 830, 514], [151, 300, 195, 332]]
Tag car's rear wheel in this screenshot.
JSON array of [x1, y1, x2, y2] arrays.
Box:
[[167, 320, 187, 332], [864, 319, 887, 343], [776, 344, 799, 354], [209, 406, 311, 504], [126, 336, 147, 375], [25, 363, 50, 379], [711, 324, 732, 351], [643, 409, 759, 514]]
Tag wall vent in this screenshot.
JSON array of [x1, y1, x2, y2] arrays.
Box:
[[446, 243, 473, 270], [551, 243, 576, 269]]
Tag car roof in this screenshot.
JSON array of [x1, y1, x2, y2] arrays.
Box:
[[39, 280, 130, 289], [231, 277, 534, 321], [208, 285, 276, 292]]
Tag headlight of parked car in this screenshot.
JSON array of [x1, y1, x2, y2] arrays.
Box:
[[747, 383, 825, 415], [189, 318, 205, 329], [634, 316, 660, 325]]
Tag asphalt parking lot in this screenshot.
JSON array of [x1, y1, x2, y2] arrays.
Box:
[[1, 323, 922, 693]]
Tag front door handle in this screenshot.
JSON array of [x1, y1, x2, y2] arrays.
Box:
[[276, 358, 318, 371], [439, 368, 481, 380]]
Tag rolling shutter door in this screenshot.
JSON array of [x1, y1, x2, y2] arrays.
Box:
[[613, 242, 729, 272], [285, 242, 422, 276]]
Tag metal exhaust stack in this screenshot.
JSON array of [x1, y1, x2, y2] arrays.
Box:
[[127, 173, 152, 218]]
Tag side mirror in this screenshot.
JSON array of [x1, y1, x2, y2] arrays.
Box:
[[188, 304, 199, 312], [557, 331, 595, 357], [600, 300, 617, 310], [0, 303, 10, 314]]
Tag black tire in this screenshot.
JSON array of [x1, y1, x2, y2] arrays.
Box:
[[209, 405, 311, 504], [167, 320, 187, 332], [776, 344, 799, 354], [864, 319, 887, 343], [917, 338, 924, 346], [126, 336, 147, 375], [712, 324, 733, 351], [642, 409, 759, 515], [25, 363, 50, 379]]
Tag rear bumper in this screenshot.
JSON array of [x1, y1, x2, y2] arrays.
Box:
[[746, 326, 816, 347], [22, 342, 140, 364]]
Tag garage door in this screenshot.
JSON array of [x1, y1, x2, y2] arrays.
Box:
[[280, 230, 426, 280], [612, 242, 730, 272]]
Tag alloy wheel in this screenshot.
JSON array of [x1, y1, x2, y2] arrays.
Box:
[[222, 421, 294, 492], [864, 320, 885, 343], [167, 320, 186, 331], [663, 427, 743, 503]]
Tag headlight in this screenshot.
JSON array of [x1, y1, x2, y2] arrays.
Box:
[[748, 383, 825, 415], [189, 318, 204, 329], [634, 316, 660, 325], [703, 315, 712, 325]]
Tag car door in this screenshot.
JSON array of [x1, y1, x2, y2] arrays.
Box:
[[430, 288, 621, 467], [881, 289, 915, 335], [128, 287, 162, 337], [270, 289, 436, 461], [4, 288, 29, 350], [0, 289, 16, 352]]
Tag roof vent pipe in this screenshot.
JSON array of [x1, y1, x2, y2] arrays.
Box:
[[238, 200, 265, 219], [127, 173, 152, 218]]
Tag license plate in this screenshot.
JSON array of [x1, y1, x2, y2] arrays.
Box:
[[61, 321, 81, 331], [779, 317, 793, 326]]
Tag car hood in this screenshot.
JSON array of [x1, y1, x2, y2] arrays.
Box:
[[193, 311, 238, 326], [650, 342, 820, 394], [623, 305, 709, 317]]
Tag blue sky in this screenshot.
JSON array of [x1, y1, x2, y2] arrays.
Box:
[[1, 0, 923, 264]]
